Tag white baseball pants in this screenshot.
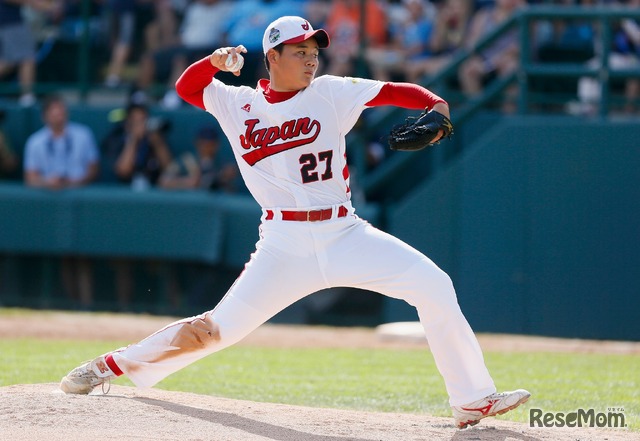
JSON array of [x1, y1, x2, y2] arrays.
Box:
[[111, 208, 496, 406]]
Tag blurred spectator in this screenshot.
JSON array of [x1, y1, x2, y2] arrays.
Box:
[[133, 0, 233, 108], [100, 102, 174, 310], [101, 102, 173, 188], [23, 94, 100, 309], [22, 0, 65, 30], [534, 0, 597, 64], [22, 1, 103, 85], [23, 95, 99, 189], [365, 0, 435, 82], [305, 0, 331, 29], [142, 0, 183, 54], [531, 0, 597, 113], [324, 0, 389, 77], [0, 110, 18, 179], [102, 0, 144, 87], [57, 0, 104, 39], [159, 125, 238, 192], [0, 0, 62, 106], [406, 0, 474, 82], [223, 0, 305, 85], [458, 0, 525, 111], [573, 0, 640, 115]]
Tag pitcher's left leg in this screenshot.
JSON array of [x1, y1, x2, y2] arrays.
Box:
[[393, 258, 496, 406], [325, 219, 495, 406]]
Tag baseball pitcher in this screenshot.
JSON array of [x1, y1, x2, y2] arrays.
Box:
[[60, 16, 530, 429]]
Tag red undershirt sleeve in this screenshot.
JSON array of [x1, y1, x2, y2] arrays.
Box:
[[365, 82, 447, 110], [175, 56, 220, 110]]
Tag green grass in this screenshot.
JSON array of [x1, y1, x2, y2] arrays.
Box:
[[0, 338, 638, 430]]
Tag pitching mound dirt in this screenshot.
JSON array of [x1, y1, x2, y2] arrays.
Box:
[[2, 311, 638, 440], [0, 383, 633, 441]]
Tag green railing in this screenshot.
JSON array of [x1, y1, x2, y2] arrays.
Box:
[[354, 5, 640, 200], [518, 6, 640, 117]]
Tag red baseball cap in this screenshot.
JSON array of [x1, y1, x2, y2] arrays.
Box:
[[262, 16, 330, 54]]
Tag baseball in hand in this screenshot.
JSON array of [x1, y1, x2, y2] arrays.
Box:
[[225, 53, 244, 72]]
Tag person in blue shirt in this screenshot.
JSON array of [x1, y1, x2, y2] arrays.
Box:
[[23, 94, 100, 309], [24, 95, 100, 189]]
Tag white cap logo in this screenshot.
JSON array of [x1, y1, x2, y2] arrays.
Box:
[[268, 27, 281, 45]]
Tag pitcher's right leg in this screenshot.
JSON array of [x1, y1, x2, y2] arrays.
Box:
[[60, 291, 273, 394], [60, 222, 327, 393]]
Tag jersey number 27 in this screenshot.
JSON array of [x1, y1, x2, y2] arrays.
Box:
[[299, 150, 333, 184]]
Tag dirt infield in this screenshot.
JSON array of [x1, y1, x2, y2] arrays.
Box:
[[1, 383, 635, 441], [1, 310, 638, 441]]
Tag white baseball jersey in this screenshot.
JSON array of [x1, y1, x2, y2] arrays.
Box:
[[203, 75, 383, 209]]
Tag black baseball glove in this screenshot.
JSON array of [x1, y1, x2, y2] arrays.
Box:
[[387, 109, 454, 151]]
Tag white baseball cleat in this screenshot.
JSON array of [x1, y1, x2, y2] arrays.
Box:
[[452, 389, 531, 429], [59, 356, 116, 394]]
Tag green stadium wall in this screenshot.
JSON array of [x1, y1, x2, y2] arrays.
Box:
[[2, 104, 639, 340], [385, 115, 640, 341]]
